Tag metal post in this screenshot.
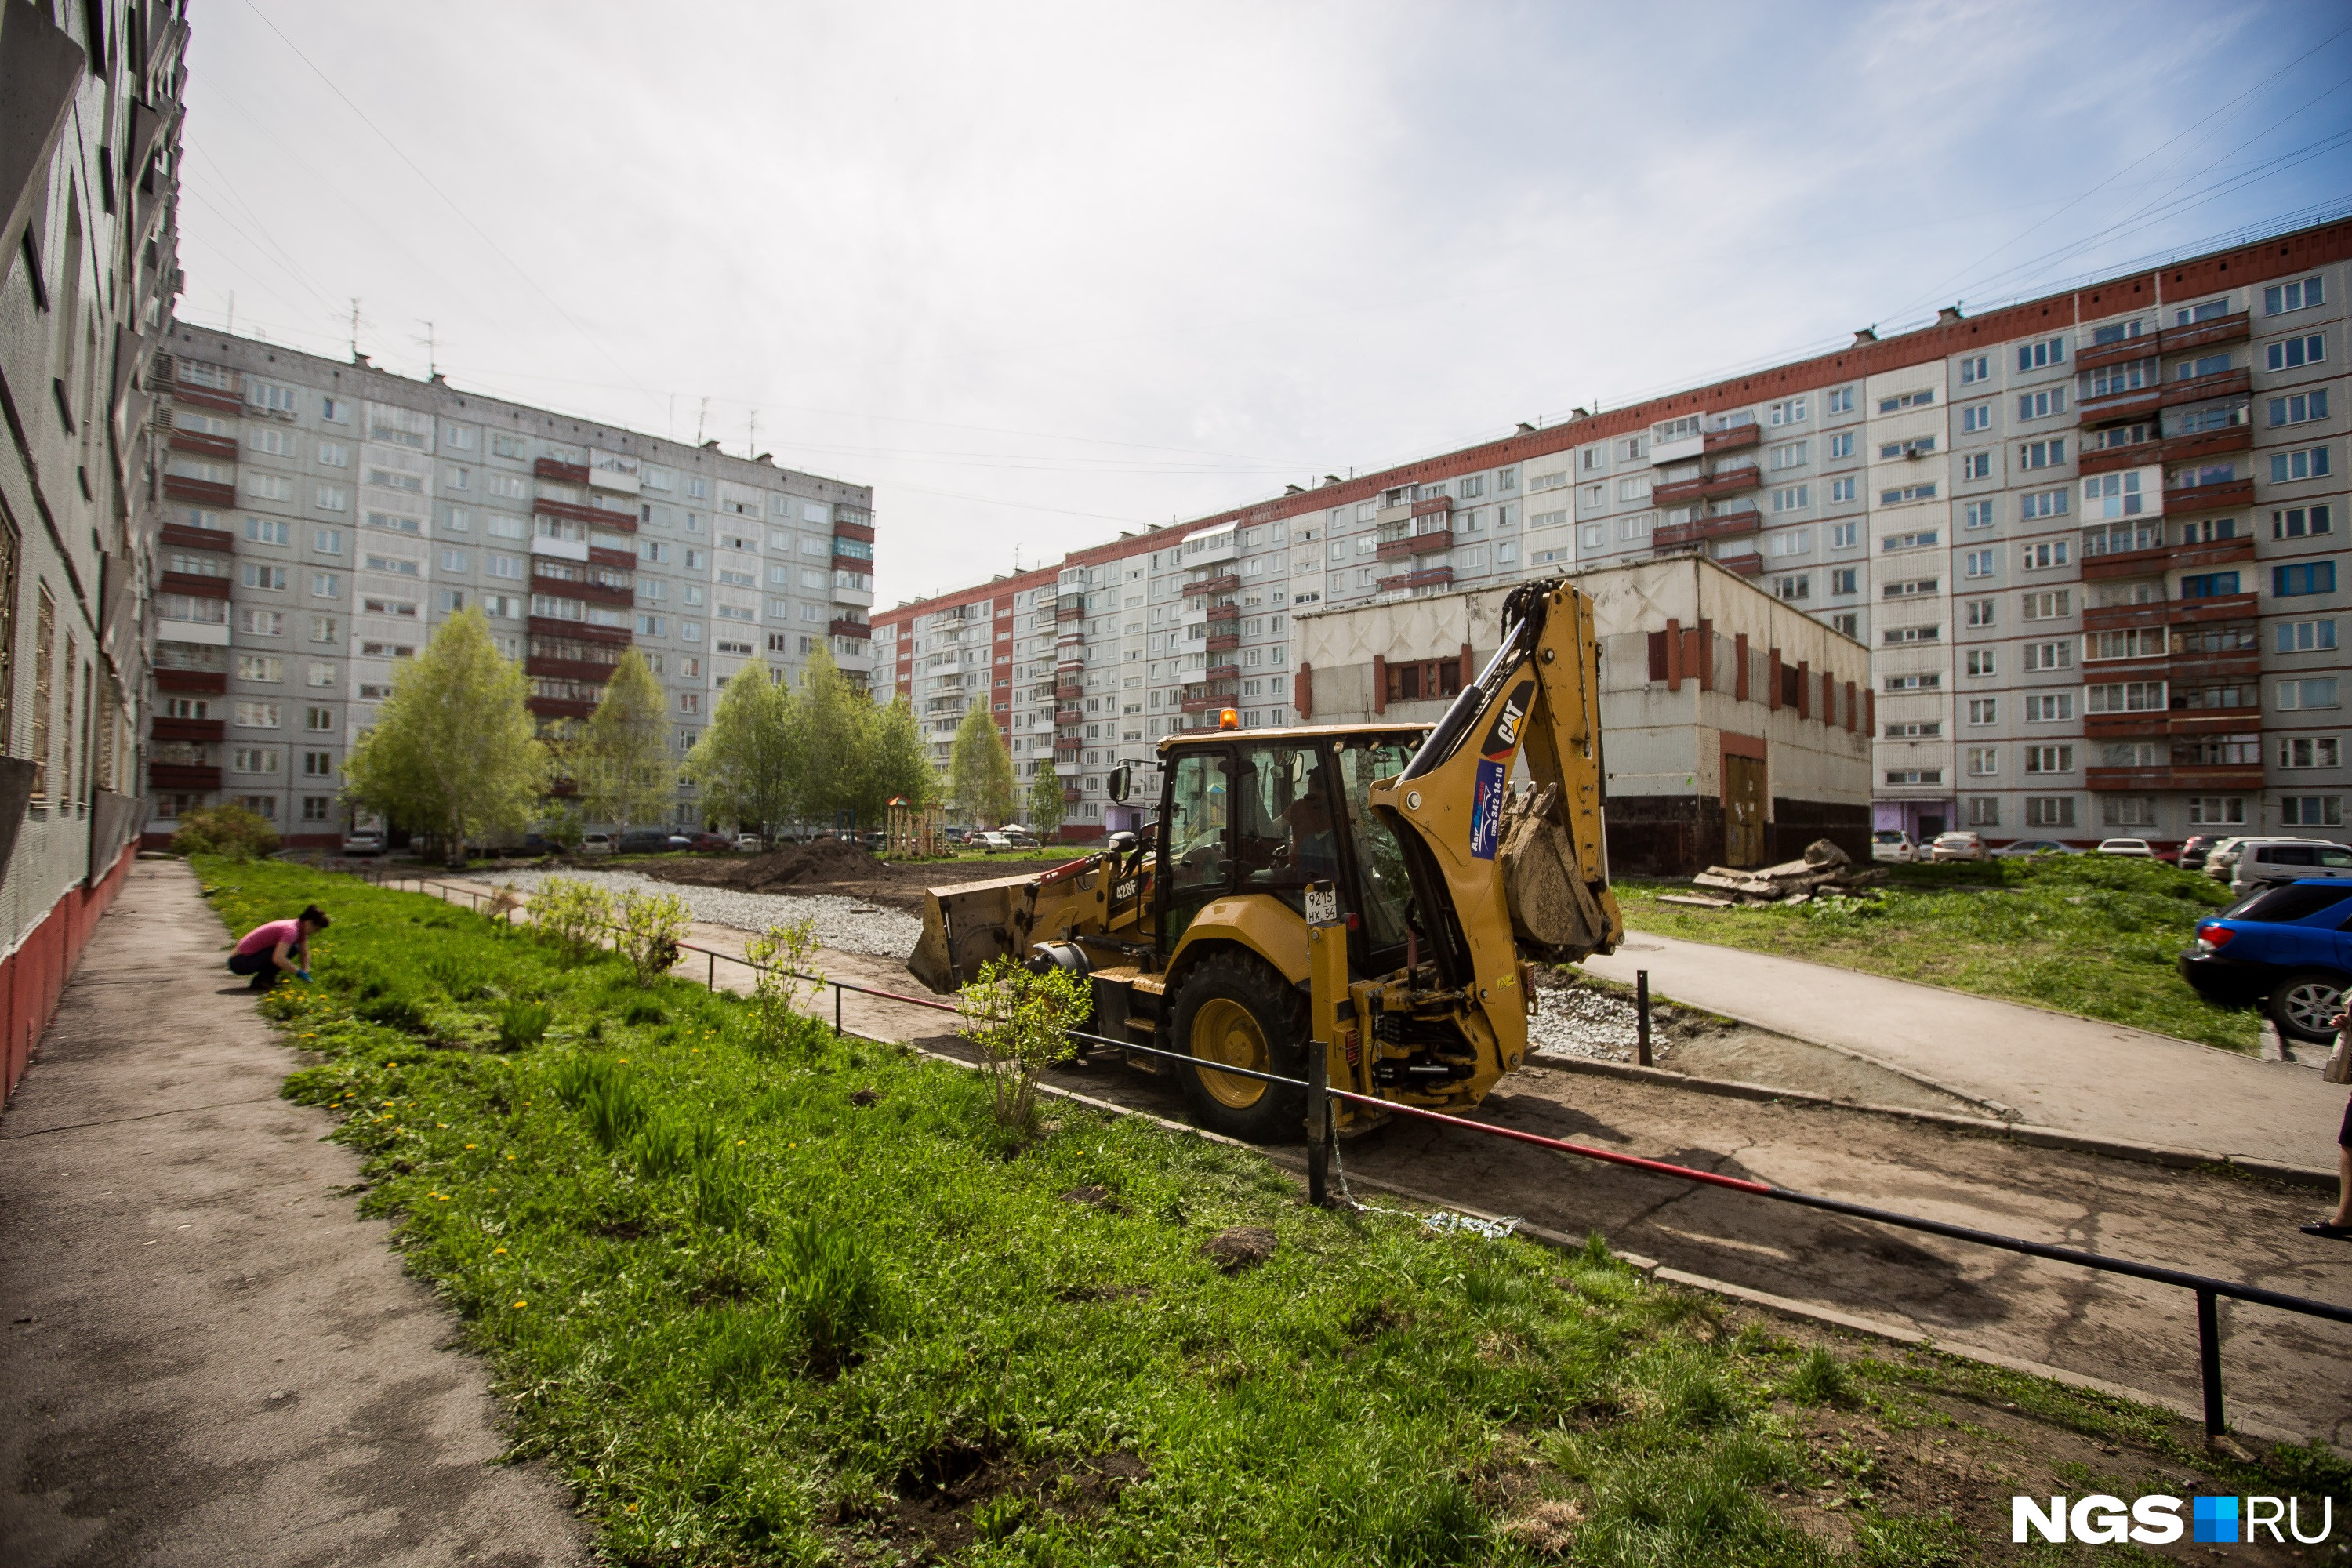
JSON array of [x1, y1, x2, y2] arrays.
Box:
[[833, 982, 843, 1036], [2197, 1287, 2224, 1439], [1305, 1041, 1329, 1207], [1635, 969, 1653, 1068], [708, 949, 715, 989]]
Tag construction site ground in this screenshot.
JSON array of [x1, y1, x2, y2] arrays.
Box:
[[406, 869, 2352, 1450]]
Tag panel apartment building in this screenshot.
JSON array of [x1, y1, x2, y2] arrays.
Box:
[[147, 330, 877, 844], [1, 0, 190, 1097], [879, 216, 2350, 851]]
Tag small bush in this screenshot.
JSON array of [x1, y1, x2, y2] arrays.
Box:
[[956, 956, 1088, 1134], [172, 804, 278, 862], [495, 999, 552, 1052], [613, 887, 691, 985], [358, 994, 430, 1035], [742, 918, 822, 1051], [529, 877, 612, 964], [1784, 1345, 1852, 1406], [775, 1216, 885, 1374]]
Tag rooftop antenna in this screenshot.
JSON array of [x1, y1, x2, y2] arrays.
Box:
[[348, 297, 361, 360], [414, 319, 438, 379], [695, 396, 709, 445], [224, 290, 234, 336], [748, 409, 759, 459]]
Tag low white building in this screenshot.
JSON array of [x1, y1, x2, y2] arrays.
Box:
[[1294, 557, 1872, 873]]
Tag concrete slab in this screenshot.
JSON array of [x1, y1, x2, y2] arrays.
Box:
[[0, 861, 588, 1568], [1583, 927, 2344, 1167]]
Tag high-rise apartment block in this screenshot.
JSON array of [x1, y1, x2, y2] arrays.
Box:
[[1, 0, 190, 1095], [147, 330, 877, 843], [880, 219, 2350, 849]]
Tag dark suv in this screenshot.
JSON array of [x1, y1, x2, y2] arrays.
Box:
[[2177, 879, 2352, 1041], [616, 829, 676, 855]]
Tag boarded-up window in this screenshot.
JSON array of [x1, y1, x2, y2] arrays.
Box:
[[1647, 631, 1669, 681], [1385, 658, 1464, 702], [1779, 663, 1802, 710]]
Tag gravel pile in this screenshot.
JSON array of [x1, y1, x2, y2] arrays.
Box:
[[1524, 983, 1671, 1064], [496, 867, 924, 959]]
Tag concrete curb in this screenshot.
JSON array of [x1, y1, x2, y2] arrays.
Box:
[[1537, 1056, 2341, 1190]]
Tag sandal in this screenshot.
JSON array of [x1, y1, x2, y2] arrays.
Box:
[[2300, 1222, 2352, 1240]]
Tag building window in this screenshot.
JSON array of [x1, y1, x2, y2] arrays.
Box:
[[2016, 438, 2067, 470], [1830, 612, 1858, 637], [2025, 797, 2075, 828], [2280, 737, 2341, 769], [1967, 797, 2000, 826], [2180, 570, 2241, 598], [1968, 747, 1998, 776], [1958, 452, 1991, 480], [1966, 649, 1996, 677], [1965, 549, 1998, 578], [2266, 334, 2325, 372], [2024, 745, 2073, 774], [1958, 354, 1990, 384], [1827, 387, 1855, 413], [2267, 390, 2329, 426], [2188, 797, 2246, 826], [2264, 276, 2325, 315], [2270, 445, 2333, 484], [2019, 540, 2069, 570], [2020, 590, 2069, 621], [1827, 432, 1855, 459], [2281, 797, 2344, 828], [1967, 699, 1997, 725], [2279, 677, 2340, 710], [1828, 522, 1858, 550], [2101, 797, 2157, 828], [1773, 574, 1809, 602], [1829, 477, 1857, 504], [2017, 337, 2066, 372], [2273, 505, 2332, 539], [2274, 561, 2336, 598], [2024, 693, 2074, 722], [2276, 619, 2338, 653], [1830, 568, 1858, 595], [2020, 488, 2068, 521]]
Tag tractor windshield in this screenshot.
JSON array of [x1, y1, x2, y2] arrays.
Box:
[[1333, 739, 1415, 957]]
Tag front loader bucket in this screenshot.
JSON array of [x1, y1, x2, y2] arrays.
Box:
[[906, 874, 1040, 993]]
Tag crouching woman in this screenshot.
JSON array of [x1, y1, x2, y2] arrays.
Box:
[[228, 904, 329, 991]]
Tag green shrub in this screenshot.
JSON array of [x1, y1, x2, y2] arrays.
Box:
[[529, 877, 612, 964], [495, 999, 551, 1052], [171, 804, 279, 862], [613, 886, 691, 985], [1784, 1345, 1853, 1405]]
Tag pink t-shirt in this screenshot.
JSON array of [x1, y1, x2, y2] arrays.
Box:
[[234, 919, 303, 956]]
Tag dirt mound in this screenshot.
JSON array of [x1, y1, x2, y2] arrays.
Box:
[[644, 837, 883, 894]]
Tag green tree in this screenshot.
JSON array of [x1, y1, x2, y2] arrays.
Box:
[[579, 648, 674, 830], [1025, 767, 1065, 839], [946, 700, 1014, 825], [686, 660, 795, 838], [343, 608, 545, 863], [794, 645, 866, 829], [857, 691, 936, 827]]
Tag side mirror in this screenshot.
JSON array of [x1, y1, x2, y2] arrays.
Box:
[[1107, 764, 1130, 802]]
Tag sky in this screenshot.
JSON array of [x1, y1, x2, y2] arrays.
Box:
[[176, 1, 2352, 605]]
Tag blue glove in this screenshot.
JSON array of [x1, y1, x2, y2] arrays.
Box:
[[297, 970, 311, 982]]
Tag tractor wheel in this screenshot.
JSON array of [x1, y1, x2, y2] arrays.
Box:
[[2267, 970, 2347, 1044], [1169, 950, 1308, 1144]]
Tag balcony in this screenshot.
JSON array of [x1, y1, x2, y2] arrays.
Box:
[[159, 522, 234, 553], [171, 383, 242, 414], [1055, 683, 1084, 702], [2082, 536, 2251, 581], [147, 762, 220, 790], [2165, 311, 2251, 355], [2159, 367, 2251, 409], [1055, 706, 1084, 725], [163, 474, 234, 507], [1719, 553, 1766, 578], [1063, 786, 1085, 804], [2079, 423, 2250, 476], [834, 519, 877, 544], [152, 717, 224, 743], [533, 495, 635, 532], [2166, 476, 2256, 513], [1056, 603, 1087, 624], [168, 429, 238, 460], [1181, 691, 1237, 714], [589, 544, 637, 571], [526, 696, 597, 721], [829, 616, 870, 641], [1188, 662, 1241, 685], [1704, 423, 1761, 452], [2169, 590, 2260, 626], [1375, 566, 1454, 593], [1205, 631, 1240, 654], [1652, 466, 1761, 506], [1056, 653, 1086, 672], [2078, 385, 2164, 423], [1181, 573, 1240, 597], [830, 552, 871, 574], [158, 571, 230, 599], [1204, 601, 1240, 623], [154, 668, 227, 693], [2077, 335, 2157, 372], [524, 655, 618, 684], [535, 569, 633, 607], [2086, 763, 2266, 793], [533, 457, 590, 485], [528, 614, 630, 644], [1412, 495, 1452, 519], [1652, 509, 1762, 549]]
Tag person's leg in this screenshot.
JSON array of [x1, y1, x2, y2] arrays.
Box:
[[2335, 1136, 2351, 1229], [226, 950, 277, 990]]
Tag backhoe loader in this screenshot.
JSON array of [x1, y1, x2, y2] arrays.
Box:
[[907, 575, 1622, 1142]]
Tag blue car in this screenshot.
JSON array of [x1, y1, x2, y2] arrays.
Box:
[[2176, 878, 2352, 1042]]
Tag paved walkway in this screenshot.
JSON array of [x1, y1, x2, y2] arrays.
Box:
[[0, 862, 586, 1568], [1582, 928, 2343, 1168]]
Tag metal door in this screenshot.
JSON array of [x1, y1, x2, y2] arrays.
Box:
[[1724, 753, 1766, 868]]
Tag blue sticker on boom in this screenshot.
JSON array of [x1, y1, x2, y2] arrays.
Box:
[[1470, 758, 1507, 860]]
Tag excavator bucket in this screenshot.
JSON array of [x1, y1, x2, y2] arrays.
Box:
[[906, 856, 1110, 993]]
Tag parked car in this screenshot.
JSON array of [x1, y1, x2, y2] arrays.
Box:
[[1000, 829, 1040, 849], [862, 830, 888, 851], [681, 831, 733, 852], [944, 826, 972, 845], [2178, 878, 2352, 1041], [1991, 838, 2072, 858], [1871, 829, 1916, 863], [2228, 837, 2352, 896], [616, 829, 675, 855], [2176, 834, 2219, 872], [971, 831, 1013, 853], [735, 833, 765, 851], [579, 831, 615, 855], [1927, 831, 1987, 862], [2093, 837, 2156, 858], [340, 829, 384, 858], [2203, 837, 2256, 882]]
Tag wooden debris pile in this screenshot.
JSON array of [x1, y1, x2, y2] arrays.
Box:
[[1662, 839, 1887, 909]]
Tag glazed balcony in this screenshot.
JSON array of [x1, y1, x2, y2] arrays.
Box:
[[1374, 532, 1454, 562], [533, 457, 590, 485], [1055, 706, 1084, 725], [1063, 787, 1085, 804], [2165, 312, 2251, 355], [163, 474, 234, 507], [171, 383, 243, 414], [524, 655, 619, 684], [1205, 632, 1240, 654], [1719, 554, 1766, 577], [147, 762, 220, 790], [1181, 573, 1240, 597], [1181, 691, 1238, 714], [833, 519, 876, 544], [2078, 385, 2164, 423], [158, 571, 231, 599], [1704, 423, 1761, 452], [2077, 336, 2158, 372], [526, 696, 597, 721], [1652, 508, 1762, 549], [2082, 536, 2251, 581], [1375, 566, 1454, 593], [168, 428, 238, 460], [159, 523, 234, 553], [1204, 601, 1240, 623], [2085, 763, 2265, 792], [829, 616, 870, 641], [589, 544, 637, 571], [2166, 475, 2256, 514], [1055, 683, 1084, 702], [1652, 466, 1761, 506], [1055, 603, 1087, 624], [1412, 495, 1453, 520], [527, 615, 630, 644]]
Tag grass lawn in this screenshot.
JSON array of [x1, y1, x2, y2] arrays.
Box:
[[198, 858, 2340, 1564], [1614, 857, 2256, 1053]]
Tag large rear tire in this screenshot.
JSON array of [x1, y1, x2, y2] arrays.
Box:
[[2267, 969, 2347, 1044], [1169, 951, 1308, 1144]]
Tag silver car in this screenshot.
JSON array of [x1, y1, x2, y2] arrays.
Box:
[[1928, 831, 1988, 862]]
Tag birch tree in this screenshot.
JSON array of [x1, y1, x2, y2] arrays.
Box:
[[685, 660, 795, 838], [578, 648, 675, 829]]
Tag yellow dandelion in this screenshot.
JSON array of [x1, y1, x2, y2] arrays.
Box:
[[617, 1058, 628, 1065], [438, 1123, 448, 1129], [513, 1300, 528, 1309], [464, 1143, 476, 1149], [495, 1247, 507, 1254], [625, 1504, 638, 1513]]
